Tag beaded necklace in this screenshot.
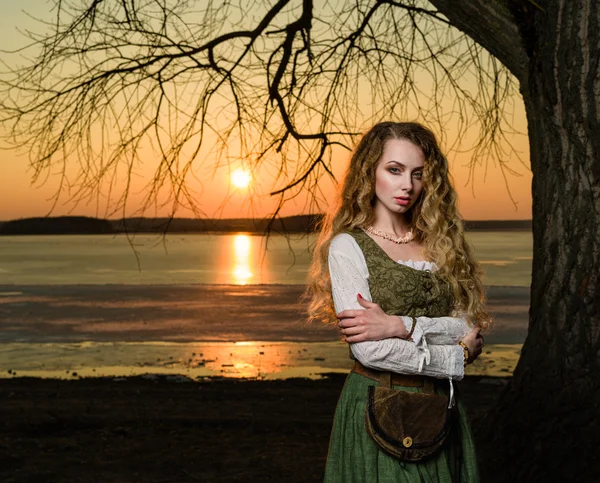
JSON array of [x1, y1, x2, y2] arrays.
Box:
[[362, 225, 414, 244]]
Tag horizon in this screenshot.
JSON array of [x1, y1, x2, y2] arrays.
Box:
[[0, 214, 532, 223]]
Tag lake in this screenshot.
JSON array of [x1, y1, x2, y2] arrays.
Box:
[[0, 231, 532, 380], [0, 231, 532, 286]]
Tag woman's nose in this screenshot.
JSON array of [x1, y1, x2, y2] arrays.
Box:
[[400, 173, 413, 191]]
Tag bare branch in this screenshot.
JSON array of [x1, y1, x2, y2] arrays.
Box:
[[0, 0, 525, 222]]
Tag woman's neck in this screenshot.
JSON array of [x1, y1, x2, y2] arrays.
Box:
[[371, 206, 411, 235]]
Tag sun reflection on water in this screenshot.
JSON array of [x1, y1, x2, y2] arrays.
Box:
[[0, 341, 520, 380], [232, 234, 253, 285], [195, 342, 298, 378]]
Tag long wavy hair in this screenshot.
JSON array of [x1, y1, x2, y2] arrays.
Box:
[[304, 121, 490, 330]]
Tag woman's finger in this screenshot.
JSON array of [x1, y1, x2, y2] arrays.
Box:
[[337, 310, 356, 319], [345, 333, 364, 343], [338, 319, 360, 329], [357, 295, 373, 306], [341, 327, 363, 336]]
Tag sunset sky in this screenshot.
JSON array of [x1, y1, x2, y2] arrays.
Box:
[[0, 1, 533, 222]]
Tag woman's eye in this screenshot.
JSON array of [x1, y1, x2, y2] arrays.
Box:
[[413, 172, 423, 179], [389, 168, 401, 174]]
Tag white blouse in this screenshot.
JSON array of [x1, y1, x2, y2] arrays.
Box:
[[328, 233, 468, 381]]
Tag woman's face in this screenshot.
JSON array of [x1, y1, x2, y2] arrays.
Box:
[[373, 138, 425, 217]]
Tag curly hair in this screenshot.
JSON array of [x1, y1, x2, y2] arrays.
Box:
[[304, 121, 491, 330]]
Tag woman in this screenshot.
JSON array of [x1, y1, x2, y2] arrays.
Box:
[[305, 122, 489, 482]]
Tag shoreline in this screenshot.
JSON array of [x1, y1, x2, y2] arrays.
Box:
[[1, 283, 527, 381], [1, 340, 521, 380]]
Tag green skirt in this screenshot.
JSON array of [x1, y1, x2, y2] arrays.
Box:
[[323, 372, 480, 483]]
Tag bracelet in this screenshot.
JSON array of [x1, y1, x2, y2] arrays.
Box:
[[458, 341, 470, 367], [405, 316, 417, 340]]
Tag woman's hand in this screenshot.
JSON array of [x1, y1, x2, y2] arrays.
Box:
[[460, 327, 484, 363], [336, 294, 407, 342]]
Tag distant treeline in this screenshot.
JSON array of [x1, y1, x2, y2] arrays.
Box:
[[0, 215, 531, 235]]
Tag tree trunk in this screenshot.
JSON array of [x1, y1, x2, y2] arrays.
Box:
[[432, 1, 600, 480]]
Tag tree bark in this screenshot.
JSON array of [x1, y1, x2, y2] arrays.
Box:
[[429, 0, 529, 82], [431, 0, 600, 480]]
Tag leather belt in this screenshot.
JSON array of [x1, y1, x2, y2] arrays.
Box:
[[351, 360, 426, 387]]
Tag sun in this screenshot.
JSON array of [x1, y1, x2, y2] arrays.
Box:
[[231, 169, 252, 189]]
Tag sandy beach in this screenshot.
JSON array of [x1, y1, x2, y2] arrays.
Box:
[[0, 284, 527, 380]]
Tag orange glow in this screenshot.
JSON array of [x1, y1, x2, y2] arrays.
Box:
[[196, 341, 297, 379], [0, 2, 533, 222], [232, 234, 253, 284], [231, 169, 252, 189]]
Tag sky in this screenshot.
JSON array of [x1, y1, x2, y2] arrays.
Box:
[[0, 1, 533, 221]]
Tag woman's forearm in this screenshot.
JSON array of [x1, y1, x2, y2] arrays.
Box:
[[399, 314, 471, 345], [350, 338, 465, 380]]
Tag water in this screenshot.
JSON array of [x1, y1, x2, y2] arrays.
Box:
[[0, 231, 531, 379], [0, 341, 520, 380], [0, 232, 532, 286]]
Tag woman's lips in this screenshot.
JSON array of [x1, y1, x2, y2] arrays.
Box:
[[394, 197, 410, 206]]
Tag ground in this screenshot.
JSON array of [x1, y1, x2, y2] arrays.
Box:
[[0, 373, 508, 483]]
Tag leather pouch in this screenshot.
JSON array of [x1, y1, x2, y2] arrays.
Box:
[[365, 372, 452, 461]]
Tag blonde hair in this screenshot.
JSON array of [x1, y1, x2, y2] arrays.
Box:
[[304, 121, 490, 329]]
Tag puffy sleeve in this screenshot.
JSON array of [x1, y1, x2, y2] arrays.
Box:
[[399, 314, 472, 345], [328, 234, 465, 381]]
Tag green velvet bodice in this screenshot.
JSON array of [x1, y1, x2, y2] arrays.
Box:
[[349, 229, 453, 318]]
